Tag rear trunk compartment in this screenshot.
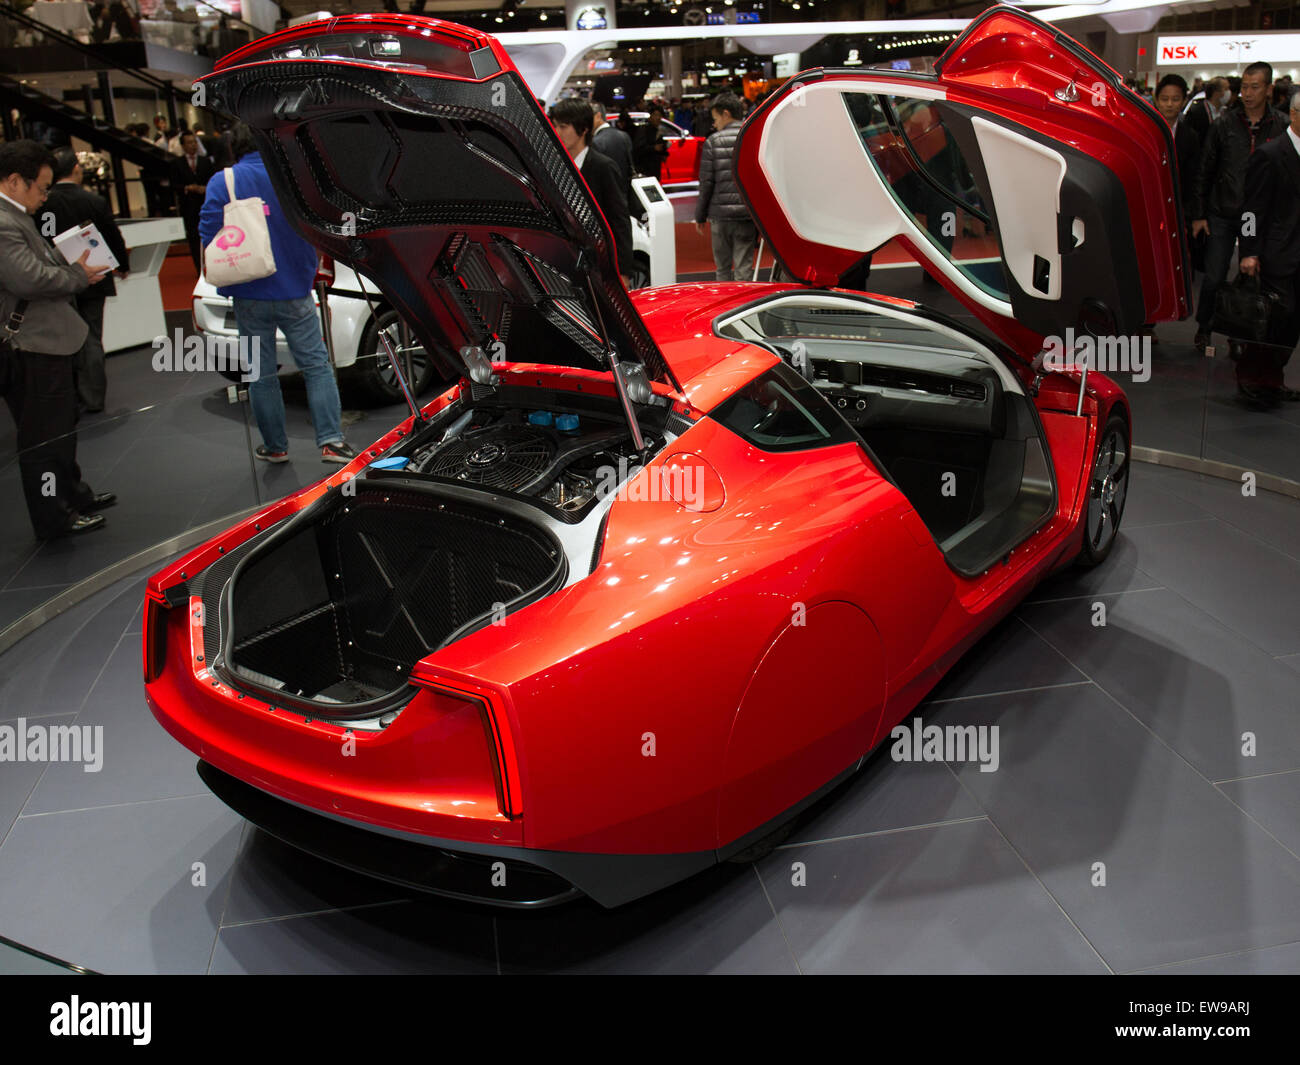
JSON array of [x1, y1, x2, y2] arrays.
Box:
[[219, 482, 565, 715]]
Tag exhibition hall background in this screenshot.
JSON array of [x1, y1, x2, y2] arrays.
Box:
[[1, 0, 1299, 975]]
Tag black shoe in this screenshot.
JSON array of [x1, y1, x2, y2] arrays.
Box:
[[1237, 384, 1280, 410], [43, 513, 106, 539], [1193, 330, 1211, 349], [1272, 386, 1300, 402], [82, 492, 116, 512]]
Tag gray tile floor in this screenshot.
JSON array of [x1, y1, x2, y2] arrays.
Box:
[[0, 462, 1295, 974]]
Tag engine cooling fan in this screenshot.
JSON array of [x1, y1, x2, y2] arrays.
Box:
[[418, 426, 557, 492]]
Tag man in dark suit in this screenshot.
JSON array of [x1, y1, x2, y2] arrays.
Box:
[[591, 100, 634, 208], [1189, 62, 1288, 349], [549, 99, 633, 285], [42, 147, 129, 412], [1185, 77, 1229, 142], [172, 131, 217, 270], [0, 141, 116, 539], [632, 106, 669, 182], [1236, 89, 1300, 407], [1154, 75, 1200, 221]]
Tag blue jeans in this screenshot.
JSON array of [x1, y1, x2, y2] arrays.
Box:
[[1195, 214, 1239, 329], [232, 296, 343, 452]]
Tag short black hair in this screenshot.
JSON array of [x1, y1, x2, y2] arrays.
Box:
[[549, 98, 594, 143], [229, 122, 258, 160], [1243, 62, 1273, 85], [710, 91, 745, 119], [647, 104, 664, 117], [1227, 75, 1242, 95], [0, 139, 55, 183], [51, 147, 79, 181], [1155, 74, 1189, 99]]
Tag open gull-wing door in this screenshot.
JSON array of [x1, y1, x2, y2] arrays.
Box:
[[734, 4, 1192, 366], [197, 15, 679, 394]]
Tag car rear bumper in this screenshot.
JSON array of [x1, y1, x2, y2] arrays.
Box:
[[196, 760, 716, 909]]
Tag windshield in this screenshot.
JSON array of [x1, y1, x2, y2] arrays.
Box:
[[719, 298, 976, 354]]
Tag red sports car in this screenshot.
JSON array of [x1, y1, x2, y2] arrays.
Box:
[[626, 111, 703, 185], [144, 7, 1189, 908]]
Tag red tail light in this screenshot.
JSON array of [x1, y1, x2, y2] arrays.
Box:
[[143, 593, 170, 683], [410, 676, 522, 819], [314, 254, 335, 286]]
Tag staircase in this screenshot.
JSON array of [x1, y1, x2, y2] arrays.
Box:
[[0, 74, 177, 176]]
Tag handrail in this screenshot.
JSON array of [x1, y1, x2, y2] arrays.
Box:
[[189, 0, 266, 38], [0, 3, 192, 101]]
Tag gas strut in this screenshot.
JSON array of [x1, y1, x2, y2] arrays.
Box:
[[357, 279, 427, 429], [585, 274, 646, 453]]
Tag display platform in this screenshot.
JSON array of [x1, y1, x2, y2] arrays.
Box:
[[1, 459, 1297, 974]]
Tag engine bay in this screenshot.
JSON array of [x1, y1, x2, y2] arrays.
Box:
[[374, 390, 669, 523]]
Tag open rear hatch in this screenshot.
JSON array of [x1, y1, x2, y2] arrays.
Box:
[[198, 17, 679, 393]]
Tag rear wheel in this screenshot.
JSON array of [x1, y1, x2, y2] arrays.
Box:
[[1077, 411, 1129, 567], [343, 308, 437, 406]]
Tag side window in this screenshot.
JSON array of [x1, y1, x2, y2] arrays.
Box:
[[711, 364, 857, 452], [843, 92, 1006, 300]]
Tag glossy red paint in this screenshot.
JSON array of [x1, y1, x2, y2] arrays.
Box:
[[664, 131, 702, 185], [144, 10, 1144, 906]]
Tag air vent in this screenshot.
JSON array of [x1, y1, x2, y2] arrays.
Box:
[[417, 426, 556, 492]]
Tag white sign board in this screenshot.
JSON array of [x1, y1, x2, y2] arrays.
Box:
[[1154, 34, 1300, 66]]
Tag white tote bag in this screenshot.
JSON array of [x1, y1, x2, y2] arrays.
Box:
[[203, 168, 277, 286]]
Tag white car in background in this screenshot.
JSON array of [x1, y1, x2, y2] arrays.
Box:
[[192, 256, 434, 404], [193, 211, 668, 405]]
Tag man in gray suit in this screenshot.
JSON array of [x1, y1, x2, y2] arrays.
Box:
[[0, 141, 116, 538]]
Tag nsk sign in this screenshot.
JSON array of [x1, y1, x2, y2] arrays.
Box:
[[1155, 34, 1300, 65]]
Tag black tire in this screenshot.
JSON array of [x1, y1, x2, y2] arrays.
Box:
[[1077, 411, 1130, 567], [342, 308, 437, 406]]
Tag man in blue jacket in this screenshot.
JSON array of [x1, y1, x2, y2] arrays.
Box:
[[198, 124, 355, 464]]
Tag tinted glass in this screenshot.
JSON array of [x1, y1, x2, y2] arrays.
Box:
[[843, 91, 1007, 300], [712, 364, 857, 452]]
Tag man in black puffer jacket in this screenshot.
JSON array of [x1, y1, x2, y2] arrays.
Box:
[[1189, 61, 1289, 348], [694, 93, 756, 282]]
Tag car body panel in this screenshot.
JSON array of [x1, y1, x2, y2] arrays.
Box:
[[627, 112, 703, 185]]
